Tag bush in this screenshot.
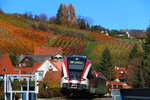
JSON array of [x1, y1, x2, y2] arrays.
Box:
[[38, 23, 48, 32]]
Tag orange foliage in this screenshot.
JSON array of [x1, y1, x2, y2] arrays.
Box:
[[50, 36, 88, 56], [0, 21, 57, 54]]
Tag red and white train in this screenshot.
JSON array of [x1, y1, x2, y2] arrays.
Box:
[[60, 56, 107, 97]]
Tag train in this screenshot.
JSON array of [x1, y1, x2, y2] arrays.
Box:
[[60, 56, 107, 97]]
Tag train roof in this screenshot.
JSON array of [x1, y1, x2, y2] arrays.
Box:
[[66, 55, 89, 60], [93, 70, 107, 80]]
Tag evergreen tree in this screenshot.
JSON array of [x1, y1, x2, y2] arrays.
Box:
[[134, 27, 150, 87], [129, 44, 139, 59], [141, 27, 150, 86], [134, 60, 147, 87], [96, 47, 114, 80], [56, 4, 63, 24]]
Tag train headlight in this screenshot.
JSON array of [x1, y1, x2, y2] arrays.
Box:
[[64, 77, 69, 80], [81, 78, 86, 81]]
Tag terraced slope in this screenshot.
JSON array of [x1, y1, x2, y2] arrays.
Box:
[[0, 20, 57, 54]]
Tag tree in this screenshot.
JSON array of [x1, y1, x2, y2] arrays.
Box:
[[0, 8, 4, 13], [90, 25, 106, 33], [134, 27, 150, 87], [23, 11, 33, 19], [56, 3, 64, 25], [141, 27, 150, 86], [77, 17, 90, 29], [133, 60, 147, 87], [38, 13, 48, 22], [61, 4, 69, 26], [49, 16, 57, 24], [108, 30, 118, 37], [68, 4, 77, 27], [96, 47, 114, 80], [56, 4, 77, 27], [129, 44, 139, 59]]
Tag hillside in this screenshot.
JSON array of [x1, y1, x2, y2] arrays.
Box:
[[0, 13, 116, 56]]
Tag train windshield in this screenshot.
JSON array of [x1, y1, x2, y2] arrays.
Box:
[[68, 57, 86, 81]]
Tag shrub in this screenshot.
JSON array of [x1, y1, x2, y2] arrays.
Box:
[[38, 23, 48, 32]]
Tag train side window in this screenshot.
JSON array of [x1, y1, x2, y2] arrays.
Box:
[[61, 67, 64, 77], [87, 68, 92, 79]]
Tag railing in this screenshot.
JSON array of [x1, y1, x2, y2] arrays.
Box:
[[4, 74, 39, 100]]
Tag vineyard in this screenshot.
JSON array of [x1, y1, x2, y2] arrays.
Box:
[[89, 41, 143, 67], [0, 12, 140, 60], [0, 20, 57, 54], [50, 36, 88, 56], [0, 13, 118, 56]]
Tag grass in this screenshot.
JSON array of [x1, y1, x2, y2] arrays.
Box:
[[116, 38, 143, 43], [82, 42, 99, 57], [44, 37, 57, 47]]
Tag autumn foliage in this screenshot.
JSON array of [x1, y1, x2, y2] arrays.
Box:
[[0, 20, 56, 54]]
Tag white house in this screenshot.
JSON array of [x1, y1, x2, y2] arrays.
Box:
[[34, 59, 62, 80]]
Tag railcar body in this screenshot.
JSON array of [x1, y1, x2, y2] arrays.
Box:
[[60, 56, 107, 97]]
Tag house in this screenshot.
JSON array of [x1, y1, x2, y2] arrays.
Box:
[[33, 59, 62, 80], [114, 67, 127, 83], [16, 58, 62, 80], [34, 47, 62, 56], [128, 30, 145, 39], [0, 54, 18, 80], [17, 55, 53, 67], [53, 53, 64, 61], [137, 33, 146, 41]]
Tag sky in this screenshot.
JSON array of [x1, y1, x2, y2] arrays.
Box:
[[0, 0, 150, 30]]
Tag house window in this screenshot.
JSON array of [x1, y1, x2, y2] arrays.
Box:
[[39, 72, 43, 76], [3, 68, 7, 72]]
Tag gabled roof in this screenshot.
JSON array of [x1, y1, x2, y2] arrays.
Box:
[[44, 71, 61, 82], [34, 47, 62, 55], [18, 55, 53, 63], [48, 59, 62, 70], [114, 67, 127, 79], [16, 62, 42, 74], [0, 54, 18, 74], [15, 58, 62, 74]]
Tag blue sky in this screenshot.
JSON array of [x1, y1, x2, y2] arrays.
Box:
[[0, 0, 150, 30]]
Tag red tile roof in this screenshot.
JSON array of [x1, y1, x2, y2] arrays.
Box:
[[15, 58, 62, 74], [93, 70, 106, 78], [44, 71, 61, 82], [16, 62, 42, 74], [48, 59, 62, 70], [114, 67, 127, 79], [107, 81, 124, 86], [0, 54, 18, 74], [34, 47, 62, 55]]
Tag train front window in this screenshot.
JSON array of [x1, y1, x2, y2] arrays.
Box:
[[69, 60, 85, 70], [68, 57, 86, 80]]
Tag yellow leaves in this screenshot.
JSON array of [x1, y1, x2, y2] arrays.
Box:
[[0, 20, 57, 54], [39, 81, 60, 89], [91, 41, 142, 66]]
